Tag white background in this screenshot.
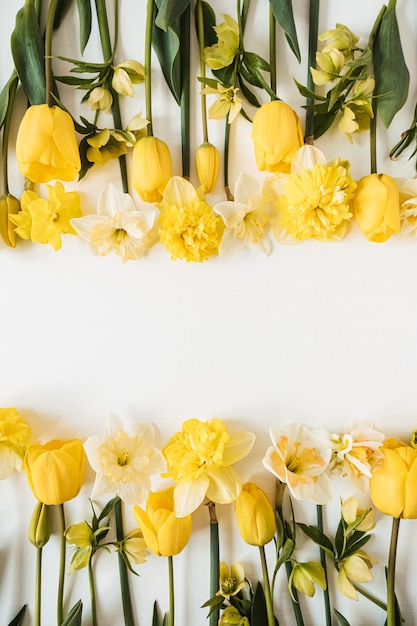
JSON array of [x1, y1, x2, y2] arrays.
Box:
[[1, 0, 417, 625]]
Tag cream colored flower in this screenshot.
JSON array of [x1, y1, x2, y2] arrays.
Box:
[[112, 60, 145, 97], [217, 562, 246, 599], [338, 78, 374, 142], [310, 48, 346, 86], [337, 552, 374, 600], [213, 173, 271, 255], [289, 561, 326, 599], [398, 178, 417, 237], [84, 413, 165, 506], [87, 87, 112, 113], [341, 497, 375, 532], [71, 183, 156, 262], [86, 129, 128, 167], [201, 83, 242, 123], [202, 15, 239, 70], [319, 23, 360, 62]]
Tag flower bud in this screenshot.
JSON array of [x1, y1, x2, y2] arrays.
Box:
[[218, 607, 249, 626], [234, 482, 275, 546], [87, 87, 112, 113], [132, 136, 172, 203], [289, 561, 326, 598], [354, 173, 400, 242], [28, 501, 51, 548], [0, 193, 20, 247], [196, 142, 220, 193], [112, 61, 145, 97]]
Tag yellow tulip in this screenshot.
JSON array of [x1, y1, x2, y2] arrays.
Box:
[[354, 173, 400, 242], [195, 142, 220, 193], [133, 487, 192, 556], [132, 136, 172, 203], [24, 439, 86, 505], [16, 105, 81, 183], [251, 101, 304, 174], [234, 482, 275, 546], [370, 439, 417, 519]]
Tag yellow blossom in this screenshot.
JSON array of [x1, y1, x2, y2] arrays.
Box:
[[0, 193, 20, 247], [341, 497, 375, 532], [397, 178, 417, 237], [234, 483, 276, 546], [87, 87, 112, 113], [112, 60, 145, 97], [158, 176, 224, 262], [86, 129, 128, 167], [202, 15, 239, 70], [132, 136, 173, 203], [338, 79, 375, 142], [219, 607, 249, 626], [354, 173, 400, 242], [217, 562, 246, 599], [195, 142, 220, 193], [119, 529, 148, 565], [0, 407, 31, 479], [289, 562, 326, 599], [310, 48, 346, 86], [201, 84, 242, 124], [337, 552, 374, 600], [319, 23, 360, 62]]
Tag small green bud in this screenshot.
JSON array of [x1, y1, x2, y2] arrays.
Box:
[[28, 502, 51, 548]]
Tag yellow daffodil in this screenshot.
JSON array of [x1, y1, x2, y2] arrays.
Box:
[[158, 176, 224, 262], [86, 129, 128, 167], [16, 104, 81, 183], [112, 60, 145, 97], [263, 423, 332, 504], [370, 439, 417, 519], [195, 142, 220, 193], [201, 84, 242, 124], [202, 15, 239, 70], [251, 101, 304, 174], [0, 193, 20, 247], [70, 183, 156, 262], [319, 23, 359, 62], [337, 552, 374, 600], [234, 483, 276, 546], [289, 561, 326, 599], [0, 407, 31, 479], [217, 562, 246, 599], [397, 178, 417, 237], [24, 438, 86, 505], [87, 87, 113, 113], [310, 48, 346, 86], [213, 173, 271, 255], [9, 182, 81, 250], [133, 487, 192, 556], [162, 418, 255, 516], [132, 135, 173, 203], [219, 607, 249, 626], [354, 173, 400, 242], [83, 414, 165, 506]]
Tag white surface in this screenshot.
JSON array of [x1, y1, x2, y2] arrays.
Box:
[[1, 1, 417, 625]]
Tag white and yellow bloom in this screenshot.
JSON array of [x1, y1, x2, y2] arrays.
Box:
[[263, 423, 332, 504], [84, 413, 165, 506], [217, 562, 246, 599], [213, 173, 272, 256], [71, 183, 156, 263], [398, 178, 417, 237], [201, 83, 242, 123]]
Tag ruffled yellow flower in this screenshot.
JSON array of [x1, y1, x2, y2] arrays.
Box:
[[9, 182, 81, 250], [398, 178, 417, 237], [202, 15, 239, 70], [162, 417, 255, 516], [86, 129, 128, 167], [0, 407, 31, 479], [158, 176, 224, 262], [354, 173, 400, 242]]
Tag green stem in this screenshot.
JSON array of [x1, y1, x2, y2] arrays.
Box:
[[370, 106, 377, 174], [0, 73, 18, 194], [276, 503, 305, 626], [269, 5, 277, 95], [224, 116, 233, 200], [259, 545, 275, 626], [57, 504, 66, 626], [88, 559, 98, 626], [197, 0, 209, 143], [386, 517, 400, 626], [44, 0, 60, 105], [144, 0, 154, 136], [208, 501, 219, 626], [115, 499, 135, 626], [35, 547, 42, 626], [180, 5, 191, 178], [305, 0, 320, 142], [168, 556, 174, 626], [316, 505, 331, 626], [353, 583, 387, 611]]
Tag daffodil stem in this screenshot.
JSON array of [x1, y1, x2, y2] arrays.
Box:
[[180, 5, 191, 179], [269, 5, 277, 95], [145, 0, 154, 136], [208, 501, 219, 626], [95, 0, 128, 192], [387, 516, 400, 626], [35, 547, 42, 626], [277, 503, 305, 626], [197, 0, 209, 143], [305, 0, 320, 142], [45, 0, 60, 106], [0, 73, 17, 194], [57, 504, 66, 626], [115, 499, 135, 626], [316, 505, 332, 626], [259, 545, 275, 626], [88, 559, 98, 626], [168, 556, 174, 626]]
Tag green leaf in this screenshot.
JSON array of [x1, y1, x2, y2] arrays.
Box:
[[294, 79, 326, 101], [237, 74, 262, 108], [54, 75, 96, 86], [313, 108, 340, 139], [98, 496, 120, 522], [152, 601, 164, 626], [213, 63, 235, 88], [76, 0, 92, 54], [250, 582, 268, 625], [53, 0, 73, 30], [155, 0, 191, 31], [275, 538, 295, 572], [152, 1, 182, 104], [11, 1, 46, 105], [297, 523, 335, 556], [334, 609, 352, 626], [373, 1, 410, 128], [61, 600, 83, 626], [343, 533, 371, 559], [334, 519, 345, 558], [243, 51, 271, 74], [0, 72, 19, 129], [268, 0, 301, 62], [7, 606, 26, 626], [194, 0, 217, 47]]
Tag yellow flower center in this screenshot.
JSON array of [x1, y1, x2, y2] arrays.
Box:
[[117, 448, 129, 466], [221, 576, 237, 593]]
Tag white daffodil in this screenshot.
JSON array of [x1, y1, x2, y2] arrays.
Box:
[[398, 178, 417, 237], [84, 414, 166, 506], [263, 423, 332, 504], [213, 173, 272, 255], [70, 183, 156, 262]]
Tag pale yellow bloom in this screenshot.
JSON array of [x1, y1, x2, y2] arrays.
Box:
[[0, 407, 31, 479], [119, 529, 147, 564], [219, 607, 249, 626], [112, 60, 145, 97], [338, 79, 374, 142], [337, 552, 374, 600], [319, 23, 360, 62], [217, 562, 246, 599], [203, 15, 239, 70], [289, 561, 326, 599], [0, 193, 20, 248], [201, 84, 242, 123], [86, 129, 128, 167], [65, 522, 94, 573], [310, 48, 346, 85], [162, 417, 255, 516], [341, 497, 375, 532], [87, 87, 112, 113], [158, 176, 224, 262], [398, 178, 417, 237]]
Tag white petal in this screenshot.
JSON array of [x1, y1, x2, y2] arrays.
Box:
[[117, 478, 151, 506], [205, 466, 243, 503], [0, 448, 18, 479], [251, 236, 272, 257], [173, 475, 210, 517], [121, 211, 156, 238], [291, 145, 327, 174], [127, 422, 161, 447], [90, 472, 115, 500], [163, 176, 197, 207], [222, 431, 256, 465], [212, 201, 246, 226], [70, 215, 108, 242], [83, 435, 107, 471], [218, 229, 244, 256], [234, 173, 261, 204], [97, 183, 135, 217]]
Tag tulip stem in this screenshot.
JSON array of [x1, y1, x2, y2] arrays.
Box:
[[208, 501, 219, 626], [276, 502, 305, 626], [180, 5, 191, 179], [316, 505, 332, 626], [305, 0, 320, 143], [197, 0, 209, 143], [115, 498, 136, 626], [269, 5, 277, 95], [168, 556, 175, 626], [57, 504, 66, 626], [259, 545, 275, 626], [386, 516, 400, 626], [45, 0, 60, 106], [35, 547, 42, 626], [144, 0, 154, 136], [88, 560, 98, 626], [224, 116, 233, 200]]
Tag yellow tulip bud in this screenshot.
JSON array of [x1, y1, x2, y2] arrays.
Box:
[[234, 482, 275, 546], [133, 487, 192, 556], [16, 104, 81, 183], [28, 502, 51, 548], [0, 193, 20, 247], [196, 142, 220, 193], [251, 101, 304, 174], [24, 439, 86, 505], [354, 173, 400, 242], [370, 439, 417, 519], [132, 136, 173, 203]]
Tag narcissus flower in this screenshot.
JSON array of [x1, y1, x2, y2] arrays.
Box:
[[234, 482, 276, 546], [158, 176, 224, 262], [70, 183, 157, 262], [354, 173, 400, 242], [397, 178, 417, 237], [195, 142, 220, 193], [16, 104, 81, 183], [217, 562, 246, 599], [251, 101, 304, 174], [202, 15, 239, 70], [84, 414, 165, 506], [263, 423, 332, 504], [24, 439, 86, 505], [162, 418, 255, 516], [133, 487, 192, 556], [370, 439, 417, 519], [0, 407, 31, 479], [132, 136, 173, 203]]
